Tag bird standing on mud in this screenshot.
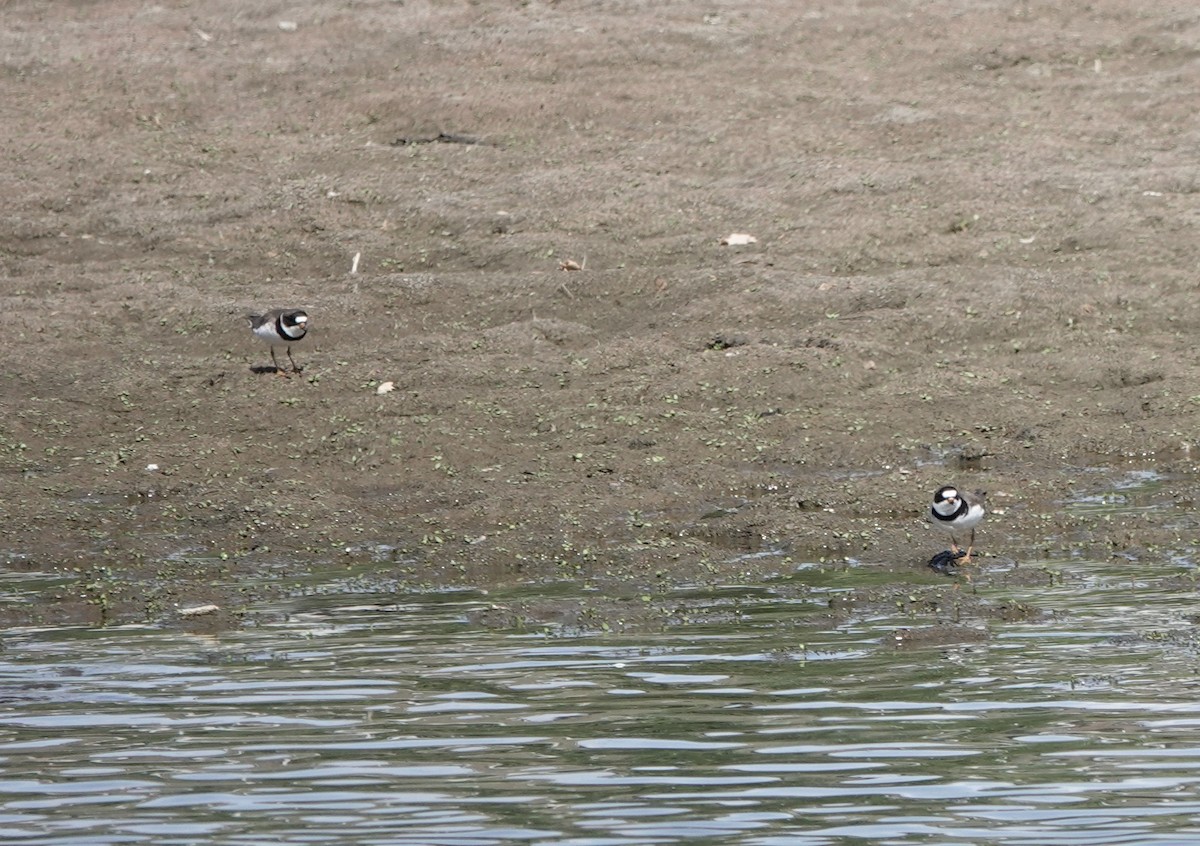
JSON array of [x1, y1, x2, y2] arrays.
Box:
[[246, 308, 309, 375], [930, 485, 986, 563]]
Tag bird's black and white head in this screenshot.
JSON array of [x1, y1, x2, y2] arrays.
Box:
[[278, 310, 308, 340], [932, 485, 961, 518]]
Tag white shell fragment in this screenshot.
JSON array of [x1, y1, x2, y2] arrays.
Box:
[[376, 381, 396, 395], [177, 604, 220, 617], [720, 233, 758, 246]]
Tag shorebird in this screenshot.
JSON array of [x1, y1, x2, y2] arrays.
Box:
[[246, 308, 308, 374], [930, 485, 986, 563]]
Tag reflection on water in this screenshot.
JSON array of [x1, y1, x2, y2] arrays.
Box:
[[3, 561, 1200, 846], [1063, 468, 1172, 516]]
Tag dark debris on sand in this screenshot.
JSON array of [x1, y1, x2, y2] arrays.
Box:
[[928, 549, 968, 576]]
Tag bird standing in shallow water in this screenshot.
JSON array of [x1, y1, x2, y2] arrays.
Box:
[[930, 485, 986, 563], [246, 308, 308, 375]]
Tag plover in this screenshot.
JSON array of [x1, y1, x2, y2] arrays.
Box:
[[246, 308, 308, 374], [930, 485, 986, 563]]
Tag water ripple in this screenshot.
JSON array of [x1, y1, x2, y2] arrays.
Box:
[[2, 573, 1200, 844]]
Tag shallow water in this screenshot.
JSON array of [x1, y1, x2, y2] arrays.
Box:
[[4, 553, 1200, 846]]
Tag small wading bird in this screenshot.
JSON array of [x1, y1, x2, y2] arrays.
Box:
[[930, 485, 986, 564], [246, 308, 308, 375]]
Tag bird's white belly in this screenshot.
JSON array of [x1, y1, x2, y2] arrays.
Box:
[[953, 503, 985, 530]]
